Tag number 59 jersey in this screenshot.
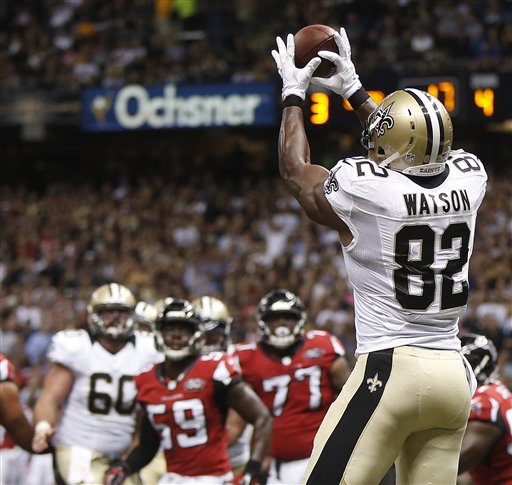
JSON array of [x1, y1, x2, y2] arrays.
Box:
[[134, 352, 242, 477], [47, 330, 163, 457], [324, 151, 487, 355]]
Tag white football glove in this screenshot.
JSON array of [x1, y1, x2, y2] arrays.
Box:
[[272, 34, 321, 101], [311, 27, 362, 99], [32, 420, 55, 453]]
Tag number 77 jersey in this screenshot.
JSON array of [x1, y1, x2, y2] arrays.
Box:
[[324, 150, 487, 355], [235, 331, 345, 461]]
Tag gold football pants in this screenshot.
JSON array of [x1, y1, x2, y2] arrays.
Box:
[[53, 445, 143, 485], [303, 346, 471, 485]]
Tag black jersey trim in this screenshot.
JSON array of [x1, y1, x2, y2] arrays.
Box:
[[406, 89, 434, 162], [404, 164, 450, 188]]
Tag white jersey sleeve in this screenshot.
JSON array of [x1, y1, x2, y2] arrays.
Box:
[[324, 153, 487, 355]]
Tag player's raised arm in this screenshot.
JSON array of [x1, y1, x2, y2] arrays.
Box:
[[313, 27, 377, 125], [272, 34, 350, 238]]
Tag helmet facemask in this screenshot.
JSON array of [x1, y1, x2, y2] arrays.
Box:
[[155, 299, 204, 361], [257, 289, 306, 349], [361, 89, 453, 177]]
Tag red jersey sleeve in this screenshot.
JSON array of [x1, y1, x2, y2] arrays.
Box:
[[468, 382, 512, 485], [470, 387, 506, 433], [0, 354, 16, 383]]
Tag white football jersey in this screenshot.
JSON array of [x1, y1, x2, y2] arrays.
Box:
[[48, 329, 163, 457], [324, 150, 487, 355]]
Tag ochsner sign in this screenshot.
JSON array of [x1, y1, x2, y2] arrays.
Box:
[[81, 83, 276, 131]]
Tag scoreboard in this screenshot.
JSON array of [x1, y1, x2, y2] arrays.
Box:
[[305, 72, 512, 126]]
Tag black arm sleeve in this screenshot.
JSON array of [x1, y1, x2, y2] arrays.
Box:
[[124, 414, 161, 473]]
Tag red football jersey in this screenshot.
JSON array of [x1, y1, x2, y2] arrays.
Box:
[[0, 354, 17, 449], [468, 381, 512, 485], [235, 330, 345, 461], [135, 352, 241, 477]]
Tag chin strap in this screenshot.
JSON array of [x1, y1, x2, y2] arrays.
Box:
[[378, 152, 401, 168]]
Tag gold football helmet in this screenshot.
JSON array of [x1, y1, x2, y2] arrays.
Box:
[[134, 301, 158, 332], [154, 297, 174, 315], [192, 296, 233, 353], [361, 88, 453, 176], [88, 283, 136, 339]]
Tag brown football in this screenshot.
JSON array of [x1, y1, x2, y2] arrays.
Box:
[[294, 24, 338, 78]]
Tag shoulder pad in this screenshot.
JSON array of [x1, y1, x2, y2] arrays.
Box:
[[234, 343, 257, 352], [48, 329, 91, 370]]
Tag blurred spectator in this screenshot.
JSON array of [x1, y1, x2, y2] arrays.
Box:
[[3, 0, 512, 93], [2, 168, 509, 377], [314, 293, 350, 336], [23, 313, 54, 367]]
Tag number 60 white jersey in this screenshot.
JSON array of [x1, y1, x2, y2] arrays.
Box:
[[324, 150, 487, 355], [47, 329, 163, 457]]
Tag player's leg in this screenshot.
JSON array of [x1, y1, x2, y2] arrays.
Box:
[[54, 446, 142, 485], [140, 450, 166, 485], [157, 472, 234, 484], [396, 426, 467, 485], [25, 452, 54, 485], [303, 350, 409, 485], [267, 458, 309, 485], [0, 447, 30, 485], [395, 349, 471, 485], [53, 445, 76, 485]]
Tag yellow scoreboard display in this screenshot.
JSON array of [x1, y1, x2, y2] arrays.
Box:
[[305, 74, 510, 126], [398, 77, 460, 115]]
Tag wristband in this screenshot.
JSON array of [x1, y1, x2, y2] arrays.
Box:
[[347, 88, 370, 110], [111, 459, 132, 475], [35, 421, 52, 434], [282, 95, 304, 108], [244, 459, 262, 477]]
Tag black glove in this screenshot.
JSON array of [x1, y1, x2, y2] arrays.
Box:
[[104, 459, 131, 485], [239, 460, 262, 485]]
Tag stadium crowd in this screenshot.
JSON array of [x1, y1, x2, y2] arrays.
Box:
[[2, 0, 512, 92], [1, 165, 511, 381]]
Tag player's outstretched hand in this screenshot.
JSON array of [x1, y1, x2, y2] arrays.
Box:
[[104, 460, 131, 485], [272, 34, 321, 101], [32, 421, 55, 453], [311, 27, 362, 99], [239, 459, 265, 485]]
